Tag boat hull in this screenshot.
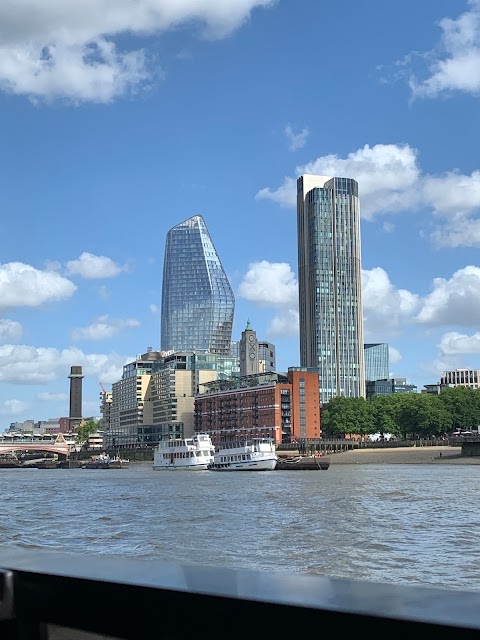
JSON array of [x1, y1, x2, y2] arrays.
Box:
[[275, 456, 330, 471], [152, 462, 210, 470], [153, 433, 214, 471]]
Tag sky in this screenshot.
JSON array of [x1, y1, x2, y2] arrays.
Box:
[[1, 0, 480, 426]]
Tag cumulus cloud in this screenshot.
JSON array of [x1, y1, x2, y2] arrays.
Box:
[[408, 0, 480, 99], [362, 267, 420, 337], [0, 262, 76, 311], [149, 304, 159, 313], [0, 320, 22, 343], [238, 261, 298, 306], [0, 399, 28, 416], [284, 125, 309, 151], [0, 0, 275, 103], [438, 331, 480, 356], [0, 344, 130, 385], [256, 144, 420, 218], [256, 142, 480, 247], [237, 258, 480, 344], [416, 266, 480, 326], [71, 315, 140, 341], [388, 346, 402, 365], [66, 252, 126, 279], [237, 261, 298, 338], [267, 309, 299, 338]]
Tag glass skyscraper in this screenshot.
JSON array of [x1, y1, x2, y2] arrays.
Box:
[[297, 175, 365, 404], [161, 215, 235, 354], [364, 343, 389, 381]]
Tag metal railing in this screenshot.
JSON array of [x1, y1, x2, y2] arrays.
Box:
[[1, 548, 480, 639]]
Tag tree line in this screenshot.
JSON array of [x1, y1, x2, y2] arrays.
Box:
[[320, 386, 480, 439]]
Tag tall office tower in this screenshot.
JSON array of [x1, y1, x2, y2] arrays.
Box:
[[364, 343, 389, 381], [161, 215, 235, 354], [68, 365, 83, 427], [297, 175, 365, 404]]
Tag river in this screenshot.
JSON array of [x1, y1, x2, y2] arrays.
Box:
[[3, 463, 480, 593]]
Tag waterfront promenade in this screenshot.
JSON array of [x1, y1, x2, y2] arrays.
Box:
[[329, 445, 480, 465]]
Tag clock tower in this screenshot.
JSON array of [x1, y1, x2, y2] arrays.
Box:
[[239, 319, 259, 377]]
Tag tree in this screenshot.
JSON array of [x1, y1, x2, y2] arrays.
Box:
[[438, 387, 480, 431], [76, 419, 99, 447]]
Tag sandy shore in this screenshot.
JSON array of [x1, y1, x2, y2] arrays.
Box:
[[328, 445, 480, 465]]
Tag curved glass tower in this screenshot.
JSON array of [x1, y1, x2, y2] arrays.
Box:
[[161, 215, 235, 354]]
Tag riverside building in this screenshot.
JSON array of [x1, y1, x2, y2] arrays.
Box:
[[104, 349, 239, 448], [160, 214, 235, 354], [297, 175, 365, 404], [195, 367, 321, 445]]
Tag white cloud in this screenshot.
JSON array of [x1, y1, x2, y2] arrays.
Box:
[[0, 262, 76, 311], [238, 259, 480, 344], [389, 346, 402, 365], [284, 125, 309, 151], [71, 315, 140, 341], [0, 320, 22, 343], [409, 0, 480, 99], [0, 0, 275, 103], [66, 252, 126, 279], [256, 142, 480, 247], [362, 267, 420, 337], [0, 345, 130, 385], [149, 304, 159, 313], [0, 399, 28, 416], [267, 309, 299, 338], [238, 261, 298, 306], [256, 144, 420, 219], [416, 266, 480, 326], [438, 331, 480, 356]]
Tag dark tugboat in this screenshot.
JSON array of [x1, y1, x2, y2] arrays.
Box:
[[0, 452, 21, 468], [275, 452, 330, 471]]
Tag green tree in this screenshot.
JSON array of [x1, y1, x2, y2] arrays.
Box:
[[321, 397, 374, 437], [438, 387, 480, 431], [76, 419, 99, 447]]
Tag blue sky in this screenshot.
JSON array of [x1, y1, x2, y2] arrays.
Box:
[[1, 0, 480, 425]]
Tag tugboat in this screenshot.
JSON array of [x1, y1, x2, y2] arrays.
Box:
[[0, 452, 21, 468], [275, 452, 330, 471]]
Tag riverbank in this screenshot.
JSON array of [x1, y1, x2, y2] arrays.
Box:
[[329, 445, 480, 465]]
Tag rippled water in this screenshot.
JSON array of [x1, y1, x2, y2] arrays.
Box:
[[2, 463, 480, 592]]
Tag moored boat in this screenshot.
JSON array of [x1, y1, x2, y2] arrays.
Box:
[[82, 453, 129, 469], [153, 433, 214, 470], [275, 454, 330, 471], [0, 452, 21, 468], [208, 438, 277, 471]]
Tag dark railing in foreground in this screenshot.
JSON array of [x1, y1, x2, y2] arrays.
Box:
[[1, 549, 480, 639]]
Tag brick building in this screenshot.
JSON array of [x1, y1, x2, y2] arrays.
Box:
[[195, 367, 320, 445]]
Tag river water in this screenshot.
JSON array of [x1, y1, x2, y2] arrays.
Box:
[[3, 463, 480, 593]]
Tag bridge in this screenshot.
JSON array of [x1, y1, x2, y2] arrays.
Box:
[[0, 434, 72, 457]]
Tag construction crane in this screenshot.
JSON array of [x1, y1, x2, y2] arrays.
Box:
[[99, 382, 107, 395]]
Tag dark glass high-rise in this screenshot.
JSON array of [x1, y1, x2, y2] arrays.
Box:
[[161, 215, 235, 354]]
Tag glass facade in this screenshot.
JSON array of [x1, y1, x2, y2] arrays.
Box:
[[364, 343, 389, 381], [297, 175, 365, 404], [161, 215, 235, 354]]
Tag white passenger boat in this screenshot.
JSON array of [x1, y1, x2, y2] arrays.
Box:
[[153, 433, 214, 470], [208, 438, 278, 471]]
